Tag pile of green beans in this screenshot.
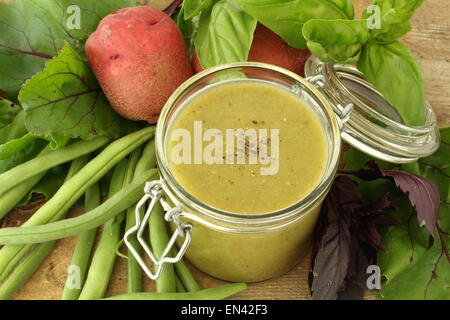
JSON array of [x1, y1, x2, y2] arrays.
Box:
[[78, 158, 131, 300], [150, 202, 177, 293], [0, 125, 247, 300], [0, 241, 55, 300], [0, 127, 155, 280], [61, 183, 100, 300], [0, 155, 91, 299], [125, 139, 156, 293], [0, 137, 109, 196], [0, 169, 158, 244]]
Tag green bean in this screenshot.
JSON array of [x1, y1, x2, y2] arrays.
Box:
[[64, 155, 91, 180], [0, 127, 155, 280], [150, 202, 176, 293], [125, 139, 156, 293], [0, 157, 88, 299], [25, 127, 154, 227], [78, 159, 130, 300], [135, 139, 157, 173], [122, 147, 144, 293], [125, 205, 142, 293], [0, 241, 55, 300], [103, 283, 247, 300], [174, 256, 201, 292], [0, 145, 51, 219], [0, 156, 91, 281], [61, 183, 100, 300], [175, 275, 186, 292], [0, 155, 91, 280], [0, 137, 109, 196], [0, 175, 44, 220], [0, 246, 31, 282], [116, 147, 142, 225], [0, 169, 158, 244]]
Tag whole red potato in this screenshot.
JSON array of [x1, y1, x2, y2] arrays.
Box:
[[193, 24, 311, 76], [86, 6, 193, 123]]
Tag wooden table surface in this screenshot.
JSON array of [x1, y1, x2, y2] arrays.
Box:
[[2, 0, 449, 300]]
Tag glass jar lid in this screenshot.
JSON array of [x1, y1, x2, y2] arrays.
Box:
[[304, 56, 440, 163]]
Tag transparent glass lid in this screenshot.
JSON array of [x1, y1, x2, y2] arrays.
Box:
[[304, 56, 440, 163]]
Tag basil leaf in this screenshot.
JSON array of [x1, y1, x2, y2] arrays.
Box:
[[195, 0, 257, 69], [235, 0, 354, 49], [311, 218, 351, 300], [357, 41, 425, 126], [184, 0, 212, 19], [177, 5, 199, 57], [0, 0, 139, 98], [303, 19, 369, 64], [18, 44, 128, 144], [382, 169, 440, 236], [363, 0, 424, 43]]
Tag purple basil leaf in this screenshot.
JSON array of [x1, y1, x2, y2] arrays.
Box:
[[357, 217, 387, 251], [338, 237, 373, 300], [347, 238, 374, 287], [340, 160, 440, 236], [358, 194, 394, 216], [309, 201, 330, 294], [337, 281, 364, 300], [371, 213, 399, 228], [311, 220, 351, 300], [330, 176, 362, 208], [338, 160, 384, 181], [382, 169, 440, 236]]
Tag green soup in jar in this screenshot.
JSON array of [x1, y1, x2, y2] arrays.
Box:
[[162, 78, 330, 282], [168, 80, 328, 213]]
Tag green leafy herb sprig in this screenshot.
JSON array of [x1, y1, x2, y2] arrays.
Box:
[[340, 123, 449, 303], [180, 0, 426, 127], [303, 0, 426, 126]]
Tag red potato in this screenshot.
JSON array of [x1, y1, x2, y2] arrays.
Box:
[[85, 6, 193, 123], [193, 24, 311, 76]]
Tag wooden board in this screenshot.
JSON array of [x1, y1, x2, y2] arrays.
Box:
[[1, 0, 449, 300]]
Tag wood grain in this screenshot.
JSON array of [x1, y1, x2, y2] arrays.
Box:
[[3, 0, 449, 300]]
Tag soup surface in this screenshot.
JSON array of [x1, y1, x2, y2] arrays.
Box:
[[167, 80, 328, 213]]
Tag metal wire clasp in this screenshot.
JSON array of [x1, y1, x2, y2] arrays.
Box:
[[306, 75, 326, 88], [124, 180, 192, 280]]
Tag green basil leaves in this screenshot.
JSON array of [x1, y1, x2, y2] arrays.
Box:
[[303, 19, 369, 64], [363, 0, 424, 43], [194, 0, 257, 69], [357, 41, 426, 126], [234, 0, 354, 49], [182, 0, 427, 126]]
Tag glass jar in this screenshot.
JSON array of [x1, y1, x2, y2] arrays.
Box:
[[124, 59, 439, 283]]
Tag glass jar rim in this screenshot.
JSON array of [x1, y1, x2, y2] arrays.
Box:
[[305, 56, 440, 163], [155, 62, 342, 229]]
